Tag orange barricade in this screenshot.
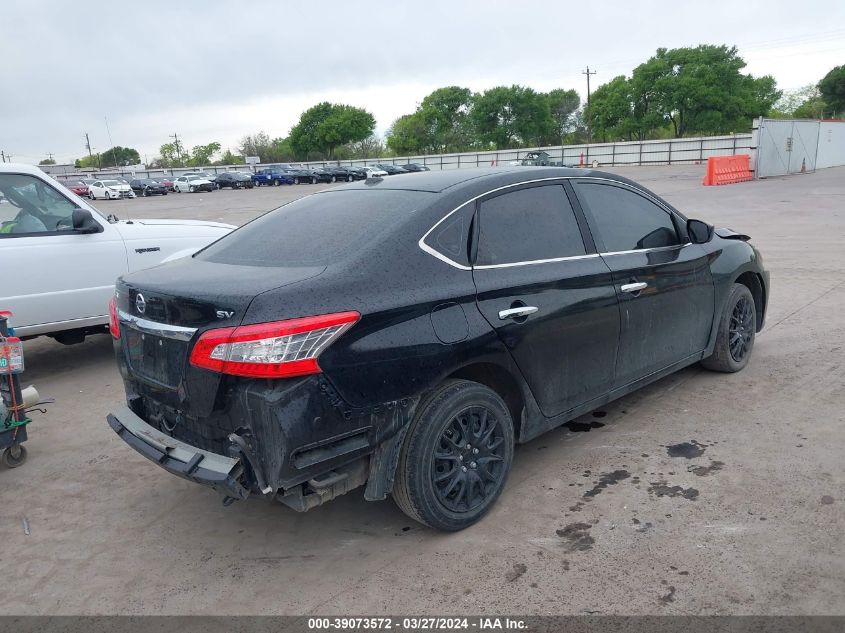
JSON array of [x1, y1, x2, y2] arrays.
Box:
[[702, 154, 753, 186]]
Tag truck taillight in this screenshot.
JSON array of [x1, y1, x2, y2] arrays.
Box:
[[108, 296, 121, 339], [189, 311, 360, 378]]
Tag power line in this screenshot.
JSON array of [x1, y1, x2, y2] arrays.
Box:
[[104, 117, 117, 167]]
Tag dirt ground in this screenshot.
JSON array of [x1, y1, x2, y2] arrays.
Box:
[[1, 166, 843, 616]]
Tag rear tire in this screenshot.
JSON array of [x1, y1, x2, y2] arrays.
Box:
[[393, 380, 514, 531], [311, 176, 318, 184], [701, 283, 756, 373], [347, 175, 353, 182]]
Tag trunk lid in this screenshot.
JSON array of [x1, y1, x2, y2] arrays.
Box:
[[116, 257, 325, 416]]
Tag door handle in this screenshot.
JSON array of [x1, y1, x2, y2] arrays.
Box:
[[498, 306, 539, 320], [620, 281, 648, 294]]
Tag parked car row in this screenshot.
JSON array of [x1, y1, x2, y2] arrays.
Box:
[[56, 163, 433, 199]]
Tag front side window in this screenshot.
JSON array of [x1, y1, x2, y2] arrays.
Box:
[[574, 182, 680, 252], [475, 185, 586, 266], [0, 173, 80, 235]]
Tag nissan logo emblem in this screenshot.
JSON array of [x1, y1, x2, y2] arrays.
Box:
[[135, 293, 146, 314]]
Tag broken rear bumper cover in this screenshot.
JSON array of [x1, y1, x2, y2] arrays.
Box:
[[107, 405, 249, 501]]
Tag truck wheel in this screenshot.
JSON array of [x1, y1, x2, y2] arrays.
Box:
[[393, 380, 514, 531], [2, 444, 27, 468], [702, 283, 756, 373]]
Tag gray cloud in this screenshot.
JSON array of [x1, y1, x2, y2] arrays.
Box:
[[2, 0, 843, 163]]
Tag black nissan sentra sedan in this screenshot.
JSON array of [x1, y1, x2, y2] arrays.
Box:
[[107, 167, 769, 531]]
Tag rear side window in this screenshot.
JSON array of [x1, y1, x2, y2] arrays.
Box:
[[196, 190, 432, 267], [574, 182, 680, 252], [475, 185, 586, 266]]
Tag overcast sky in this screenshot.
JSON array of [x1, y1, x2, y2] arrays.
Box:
[[2, 0, 843, 165]]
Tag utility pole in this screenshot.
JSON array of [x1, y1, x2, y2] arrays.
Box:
[[170, 132, 184, 166], [582, 66, 597, 143], [1, 150, 5, 163], [46, 152, 55, 162]]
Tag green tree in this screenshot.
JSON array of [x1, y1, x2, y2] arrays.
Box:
[[216, 149, 245, 165], [38, 158, 56, 165], [419, 86, 474, 152], [469, 85, 552, 149], [586, 76, 638, 141], [100, 146, 141, 167], [288, 102, 376, 159], [188, 141, 221, 167], [818, 65, 845, 114], [631, 45, 779, 137], [543, 88, 580, 144], [386, 112, 434, 155], [75, 154, 101, 169], [340, 135, 385, 159], [158, 142, 183, 167], [238, 132, 272, 161]]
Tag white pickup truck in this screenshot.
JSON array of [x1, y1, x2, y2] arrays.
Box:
[[0, 163, 234, 343]]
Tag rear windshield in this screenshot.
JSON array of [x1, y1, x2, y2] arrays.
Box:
[[196, 189, 432, 267]]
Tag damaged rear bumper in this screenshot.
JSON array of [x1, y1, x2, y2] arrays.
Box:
[[107, 405, 249, 501]]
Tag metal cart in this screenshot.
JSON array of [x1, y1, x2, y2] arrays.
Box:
[[1, 311, 31, 468]]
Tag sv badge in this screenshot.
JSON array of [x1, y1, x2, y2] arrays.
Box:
[[216, 310, 235, 319]]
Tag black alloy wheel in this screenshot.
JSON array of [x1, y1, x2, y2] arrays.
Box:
[[393, 380, 514, 531], [729, 295, 754, 362], [432, 405, 508, 514], [702, 283, 756, 373]]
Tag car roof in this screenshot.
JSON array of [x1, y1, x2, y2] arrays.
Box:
[[337, 166, 635, 194]]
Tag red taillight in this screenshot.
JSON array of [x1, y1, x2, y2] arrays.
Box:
[[189, 311, 360, 378], [108, 295, 121, 339]]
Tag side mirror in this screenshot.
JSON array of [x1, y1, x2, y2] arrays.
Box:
[[687, 219, 714, 244], [72, 209, 103, 234]]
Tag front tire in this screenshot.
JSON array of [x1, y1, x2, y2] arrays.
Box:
[[347, 175, 353, 182], [702, 283, 756, 373], [311, 176, 318, 184], [393, 380, 514, 531], [188, 185, 195, 193]]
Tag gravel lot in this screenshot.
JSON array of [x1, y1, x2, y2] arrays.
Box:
[[2, 166, 843, 616]]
